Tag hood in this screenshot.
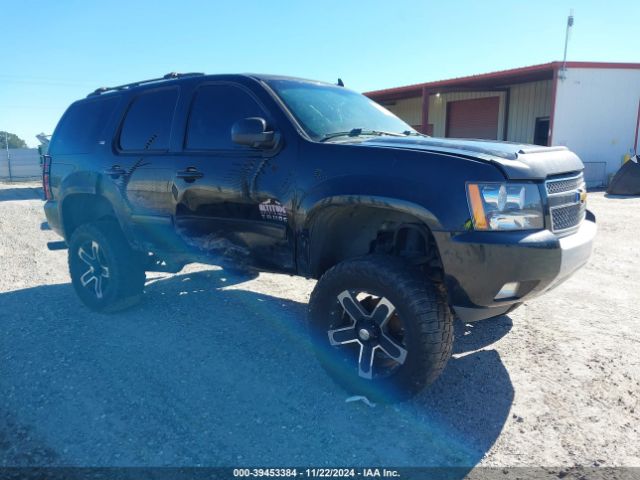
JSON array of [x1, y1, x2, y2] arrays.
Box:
[[354, 136, 584, 180]]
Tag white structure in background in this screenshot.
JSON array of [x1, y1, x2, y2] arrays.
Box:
[[553, 67, 640, 185], [366, 62, 640, 187], [0, 133, 50, 181]]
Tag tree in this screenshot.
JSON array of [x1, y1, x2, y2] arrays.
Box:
[[0, 131, 27, 149]]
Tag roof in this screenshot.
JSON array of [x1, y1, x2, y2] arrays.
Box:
[[87, 72, 205, 97], [247, 73, 335, 85], [86, 72, 338, 98], [365, 61, 640, 101]]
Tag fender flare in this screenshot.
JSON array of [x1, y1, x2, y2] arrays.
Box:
[[303, 195, 443, 232], [58, 172, 137, 246], [299, 194, 443, 277]]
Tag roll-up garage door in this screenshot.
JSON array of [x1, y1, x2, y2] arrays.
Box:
[[445, 97, 499, 139]]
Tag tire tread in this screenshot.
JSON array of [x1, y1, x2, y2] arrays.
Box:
[[308, 255, 453, 401], [68, 219, 145, 313]]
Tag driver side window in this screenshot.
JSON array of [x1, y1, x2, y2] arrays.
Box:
[[185, 84, 267, 151]]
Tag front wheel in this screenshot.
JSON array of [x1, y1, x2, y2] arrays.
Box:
[[308, 255, 453, 402], [68, 219, 146, 313]]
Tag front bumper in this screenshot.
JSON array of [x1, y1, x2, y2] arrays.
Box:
[[434, 211, 597, 321]]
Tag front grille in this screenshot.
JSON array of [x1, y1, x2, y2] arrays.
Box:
[[546, 173, 584, 195], [546, 173, 586, 233], [550, 203, 584, 231]]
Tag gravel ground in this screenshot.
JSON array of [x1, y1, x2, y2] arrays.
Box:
[[0, 182, 638, 471]]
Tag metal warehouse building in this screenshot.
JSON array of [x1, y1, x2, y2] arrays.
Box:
[[365, 61, 640, 187]]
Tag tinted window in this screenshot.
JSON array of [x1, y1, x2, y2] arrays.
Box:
[[120, 88, 178, 151], [186, 84, 266, 150], [49, 97, 118, 154]]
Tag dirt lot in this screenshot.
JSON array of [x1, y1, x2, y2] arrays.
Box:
[[0, 182, 639, 471]]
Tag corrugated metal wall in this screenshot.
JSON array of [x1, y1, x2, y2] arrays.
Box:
[[381, 79, 553, 143], [384, 97, 422, 126], [506, 80, 553, 143]]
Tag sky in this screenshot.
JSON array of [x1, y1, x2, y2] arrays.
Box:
[[1, 0, 639, 147]]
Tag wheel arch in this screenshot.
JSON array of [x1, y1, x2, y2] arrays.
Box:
[[61, 193, 119, 239], [302, 196, 445, 279], [58, 170, 138, 247]]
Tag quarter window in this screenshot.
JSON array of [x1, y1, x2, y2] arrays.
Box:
[[49, 97, 118, 155], [186, 84, 267, 150], [119, 88, 178, 151]]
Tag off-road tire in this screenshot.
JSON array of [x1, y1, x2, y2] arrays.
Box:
[[308, 255, 453, 402], [68, 219, 146, 313]]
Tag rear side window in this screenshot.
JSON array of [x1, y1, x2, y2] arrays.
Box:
[[119, 88, 178, 151], [186, 84, 267, 150], [49, 97, 118, 155]]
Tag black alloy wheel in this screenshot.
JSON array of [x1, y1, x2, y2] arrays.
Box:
[[308, 255, 453, 402], [68, 219, 145, 313]]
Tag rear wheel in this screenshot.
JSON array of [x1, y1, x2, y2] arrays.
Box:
[[308, 255, 453, 402], [68, 219, 145, 313]]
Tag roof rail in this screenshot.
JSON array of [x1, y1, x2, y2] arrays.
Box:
[[87, 72, 205, 97]]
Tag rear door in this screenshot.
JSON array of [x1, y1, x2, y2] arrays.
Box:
[[172, 82, 296, 272], [115, 86, 184, 250]]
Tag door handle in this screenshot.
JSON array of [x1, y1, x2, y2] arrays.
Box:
[[104, 165, 126, 178], [176, 167, 204, 182]]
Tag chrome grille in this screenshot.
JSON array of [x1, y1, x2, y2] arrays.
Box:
[[546, 173, 584, 195], [546, 173, 586, 233], [550, 203, 584, 231]]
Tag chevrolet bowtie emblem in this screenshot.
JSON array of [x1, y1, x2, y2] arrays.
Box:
[[579, 190, 587, 203]]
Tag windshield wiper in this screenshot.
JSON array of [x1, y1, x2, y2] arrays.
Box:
[[319, 128, 407, 142], [403, 130, 428, 137]]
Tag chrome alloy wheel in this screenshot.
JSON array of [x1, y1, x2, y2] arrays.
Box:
[[327, 290, 408, 379], [77, 240, 110, 299]]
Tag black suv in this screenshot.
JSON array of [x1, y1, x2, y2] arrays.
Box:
[[43, 72, 596, 401]]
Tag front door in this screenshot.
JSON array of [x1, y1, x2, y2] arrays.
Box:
[[172, 82, 296, 272]]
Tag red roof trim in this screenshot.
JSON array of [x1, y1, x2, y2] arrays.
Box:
[[562, 61, 640, 69], [365, 61, 640, 98]]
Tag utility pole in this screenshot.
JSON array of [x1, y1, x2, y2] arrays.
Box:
[[4, 131, 12, 182], [559, 9, 575, 80]]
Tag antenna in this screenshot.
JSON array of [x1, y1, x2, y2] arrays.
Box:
[[337, 78, 344, 87], [559, 9, 574, 80]]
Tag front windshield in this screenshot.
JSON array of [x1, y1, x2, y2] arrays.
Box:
[[266, 79, 416, 141]]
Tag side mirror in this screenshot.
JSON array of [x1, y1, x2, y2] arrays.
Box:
[[231, 117, 278, 149]]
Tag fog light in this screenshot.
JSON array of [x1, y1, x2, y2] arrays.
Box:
[[494, 282, 520, 300]]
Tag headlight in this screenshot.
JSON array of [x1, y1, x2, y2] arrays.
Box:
[[466, 182, 543, 230]]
